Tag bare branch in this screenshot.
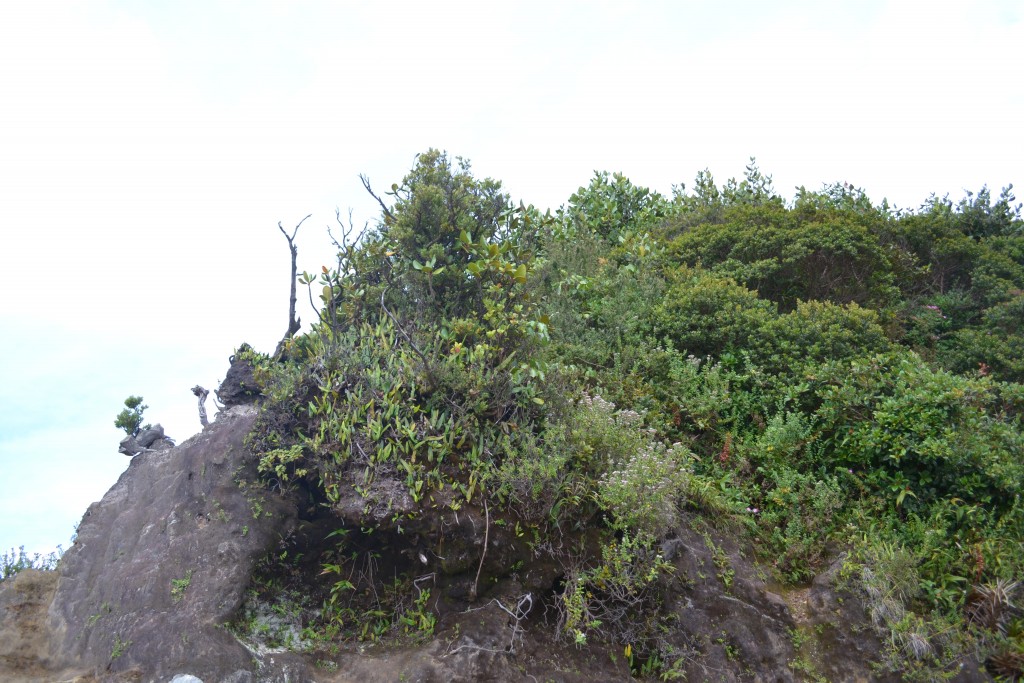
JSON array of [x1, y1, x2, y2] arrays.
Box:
[[327, 207, 364, 251], [274, 214, 311, 358], [360, 174, 396, 225], [470, 495, 490, 602]]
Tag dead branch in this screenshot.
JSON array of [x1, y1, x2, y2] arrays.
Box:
[[191, 385, 210, 427], [360, 174, 396, 225], [274, 214, 312, 358], [470, 495, 490, 602], [328, 207, 367, 254]]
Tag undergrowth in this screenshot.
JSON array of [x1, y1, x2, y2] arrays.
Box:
[[238, 151, 1024, 679]]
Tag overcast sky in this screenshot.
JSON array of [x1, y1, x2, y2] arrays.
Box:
[[1, 0, 1021, 557]]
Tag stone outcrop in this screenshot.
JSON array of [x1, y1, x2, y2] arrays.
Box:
[[118, 424, 174, 457], [48, 405, 298, 682], [2, 394, 981, 681], [215, 346, 260, 408], [0, 570, 64, 682]]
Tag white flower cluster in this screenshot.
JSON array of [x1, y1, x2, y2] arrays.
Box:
[[599, 441, 691, 537], [579, 392, 616, 414], [578, 392, 644, 428]]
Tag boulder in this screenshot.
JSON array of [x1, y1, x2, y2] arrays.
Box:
[[118, 424, 174, 457], [215, 347, 260, 407], [49, 405, 299, 682]]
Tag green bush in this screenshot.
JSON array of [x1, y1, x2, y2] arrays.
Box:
[[241, 156, 1024, 673], [1, 546, 62, 581], [114, 395, 149, 437], [664, 203, 900, 310], [652, 266, 774, 358], [753, 467, 843, 582], [756, 299, 891, 376], [813, 351, 1023, 513]]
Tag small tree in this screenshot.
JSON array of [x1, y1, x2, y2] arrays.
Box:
[[115, 395, 149, 437]]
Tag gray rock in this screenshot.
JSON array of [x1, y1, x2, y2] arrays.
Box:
[[216, 346, 260, 407], [50, 405, 299, 682], [119, 423, 175, 457]]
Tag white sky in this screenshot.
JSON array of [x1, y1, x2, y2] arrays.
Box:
[[1, 0, 1021, 556]]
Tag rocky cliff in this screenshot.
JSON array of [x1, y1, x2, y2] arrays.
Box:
[[45, 405, 299, 681], [0, 399, 989, 682]]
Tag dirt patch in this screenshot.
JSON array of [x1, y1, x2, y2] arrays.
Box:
[[0, 569, 96, 683]]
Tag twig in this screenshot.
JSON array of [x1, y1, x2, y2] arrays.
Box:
[[495, 593, 533, 652], [470, 495, 490, 602], [360, 174, 396, 225], [380, 287, 436, 388], [328, 207, 367, 253], [446, 593, 533, 655]]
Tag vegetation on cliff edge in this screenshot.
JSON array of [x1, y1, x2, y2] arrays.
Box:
[[243, 151, 1023, 680]]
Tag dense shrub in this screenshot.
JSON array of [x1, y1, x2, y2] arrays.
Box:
[[244, 154, 1024, 673], [664, 203, 900, 310]]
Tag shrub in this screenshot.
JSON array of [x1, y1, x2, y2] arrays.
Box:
[[813, 351, 1024, 513], [652, 266, 774, 358], [114, 395, 149, 437], [558, 533, 671, 646], [599, 440, 693, 538], [1, 545, 62, 581], [757, 299, 891, 375], [665, 203, 899, 310], [753, 467, 843, 582]]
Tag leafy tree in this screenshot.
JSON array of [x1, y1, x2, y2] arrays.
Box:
[[114, 395, 149, 437], [561, 170, 668, 241], [720, 157, 781, 208], [793, 181, 891, 217], [665, 202, 900, 310], [373, 148, 513, 321], [921, 184, 1022, 239]]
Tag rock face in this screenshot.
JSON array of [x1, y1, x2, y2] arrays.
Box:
[[47, 405, 298, 682], [1, 398, 961, 682], [215, 347, 261, 407]]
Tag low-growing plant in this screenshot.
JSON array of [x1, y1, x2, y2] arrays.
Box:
[[1, 545, 62, 581], [171, 570, 192, 602], [599, 440, 693, 538], [111, 634, 130, 660], [755, 467, 843, 582], [557, 533, 671, 646]]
